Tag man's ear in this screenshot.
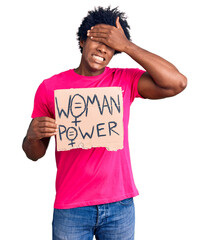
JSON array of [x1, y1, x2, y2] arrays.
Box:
[[80, 39, 85, 48]]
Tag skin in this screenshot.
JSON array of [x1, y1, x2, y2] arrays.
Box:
[[22, 16, 187, 161]]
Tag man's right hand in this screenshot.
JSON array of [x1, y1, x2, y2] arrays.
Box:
[[26, 117, 58, 141], [23, 117, 58, 161]]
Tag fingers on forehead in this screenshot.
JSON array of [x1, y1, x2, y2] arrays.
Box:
[[92, 24, 114, 29]]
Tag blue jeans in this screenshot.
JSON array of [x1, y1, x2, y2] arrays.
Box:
[[52, 197, 135, 240]]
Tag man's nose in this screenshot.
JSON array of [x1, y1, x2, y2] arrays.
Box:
[[97, 43, 107, 54]]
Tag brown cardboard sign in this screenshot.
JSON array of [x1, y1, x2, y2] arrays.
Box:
[[55, 87, 124, 151]]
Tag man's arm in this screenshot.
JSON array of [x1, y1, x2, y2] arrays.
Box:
[[124, 43, 187, 99], [22, 117, 57, 161], [88, 17, 187, 99]]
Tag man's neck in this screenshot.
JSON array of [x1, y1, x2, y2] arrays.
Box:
[[74, 64, 105, 77]]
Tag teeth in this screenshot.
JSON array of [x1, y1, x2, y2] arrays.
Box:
[[93, 55, 104, 62]]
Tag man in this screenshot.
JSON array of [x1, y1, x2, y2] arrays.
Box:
[[22, 6, 187, 240]]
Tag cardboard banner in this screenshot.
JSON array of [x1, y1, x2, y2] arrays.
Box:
[[55, 87, 124, 151]]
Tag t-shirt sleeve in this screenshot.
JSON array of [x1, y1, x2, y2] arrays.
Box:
[[128, 68, 146, 103], [31, 81, 52, 118]]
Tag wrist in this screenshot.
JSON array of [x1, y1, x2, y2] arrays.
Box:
[[123, 41, 136, 54], [25, 135, 39, 144]]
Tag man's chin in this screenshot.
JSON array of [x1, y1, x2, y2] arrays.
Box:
[[89, 62, 106, 71]]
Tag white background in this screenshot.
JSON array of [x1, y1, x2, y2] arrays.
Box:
[[0, 0, 208, 239]]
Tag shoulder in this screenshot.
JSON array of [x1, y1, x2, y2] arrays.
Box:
[[106, 68, 146, 85], [43, 69, 72, 85], [107, 67, 145, 75]]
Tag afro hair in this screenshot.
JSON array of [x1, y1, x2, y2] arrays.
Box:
[[77, 6, 131, 55]]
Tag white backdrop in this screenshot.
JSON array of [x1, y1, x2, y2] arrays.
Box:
[[1, 0, 208, 239]]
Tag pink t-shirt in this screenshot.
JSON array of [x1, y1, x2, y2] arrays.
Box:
[[32, 67, 145, 209]]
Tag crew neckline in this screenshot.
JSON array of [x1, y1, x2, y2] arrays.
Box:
[[72, 67, 108, 80]]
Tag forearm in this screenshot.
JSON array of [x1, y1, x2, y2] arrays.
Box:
[[124, 42, 187, 89], [22, 136, 48, 161]]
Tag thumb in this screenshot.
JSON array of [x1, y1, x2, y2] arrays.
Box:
[[116, 16, 122, 30]]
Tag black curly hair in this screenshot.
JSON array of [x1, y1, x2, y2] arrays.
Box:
[[77, 6, 131, 55]]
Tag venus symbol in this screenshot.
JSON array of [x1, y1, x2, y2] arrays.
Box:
[[66, 127, 78, 147], [70, 94, 86, 126]]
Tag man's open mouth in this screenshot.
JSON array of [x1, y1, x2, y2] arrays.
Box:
[[92, 54, 105, 62]]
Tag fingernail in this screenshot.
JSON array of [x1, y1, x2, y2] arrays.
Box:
[[91, 26, 94, 30]]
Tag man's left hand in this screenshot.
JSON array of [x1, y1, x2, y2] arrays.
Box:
[[87, 17, 130, 52]]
